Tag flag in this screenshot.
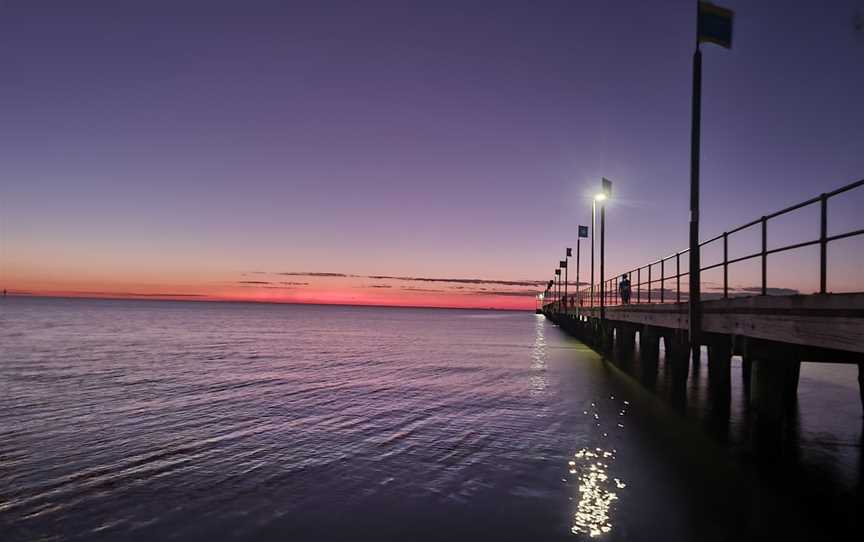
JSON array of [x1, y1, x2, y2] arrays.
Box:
[[560, 260, 567, 268], [698, 2, 733, 48], [555, 269, 561, 275], [578, 225, 589, 238], [566, 247, 572, 257]]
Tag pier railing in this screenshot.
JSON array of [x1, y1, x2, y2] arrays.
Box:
[[547, 178, 864, 312]]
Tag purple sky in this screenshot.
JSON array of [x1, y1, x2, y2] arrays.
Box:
[[2, 0, 863, 307]]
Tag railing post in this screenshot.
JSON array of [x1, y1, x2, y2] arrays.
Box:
[[660, 259, 665, 303], [820, 194, 828, 294], [637, 268, 641, 303], [676, 253, 681, 303], [648, 264, 652, 303], [761, 216, 767, 296], [723, 232, 728, 299]]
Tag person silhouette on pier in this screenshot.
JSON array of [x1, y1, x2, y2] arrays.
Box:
[[619, 274, 631, 304]]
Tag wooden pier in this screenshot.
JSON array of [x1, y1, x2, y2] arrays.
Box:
[[543, 294, 864, 453], [540, 178, 864, 454]]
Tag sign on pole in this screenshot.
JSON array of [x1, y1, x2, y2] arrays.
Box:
[[578, 225, 588, 238], [689, 1, 733, 353], [698, 2, 734, 49]]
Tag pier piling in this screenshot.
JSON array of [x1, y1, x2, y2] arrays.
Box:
[[639, 327, 660, 387], [707, 338, 732, 401]]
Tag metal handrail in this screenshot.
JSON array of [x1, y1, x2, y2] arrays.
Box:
[[545, 178, 863, 312]]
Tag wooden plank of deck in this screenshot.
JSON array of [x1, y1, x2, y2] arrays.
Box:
[[572, 293, 864, 354]]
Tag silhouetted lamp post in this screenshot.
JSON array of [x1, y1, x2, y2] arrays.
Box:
[[576, 225, 588, 313], [597, 178, 612, 320], [554, 268, 561, 312], [560, 258, 568, 312], [591, 199, 597, 308]]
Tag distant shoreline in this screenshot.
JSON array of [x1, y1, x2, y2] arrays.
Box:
[[1, 293, 531, 312]]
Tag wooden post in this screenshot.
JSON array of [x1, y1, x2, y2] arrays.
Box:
[[666, 331, 690, 411], [742, 356, 753, 391], [858, 361, 864, 412], [666, 331, 691, 383], [750, 359, 792, 456], [601, 321, 614, 354], [761, 216, 768, 296], [616, 324, 636, 361], [639, 326, 660, 387], [820, 194, 828, 294], [707, 338, 732, 401]]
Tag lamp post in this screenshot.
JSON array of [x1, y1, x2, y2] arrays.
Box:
[[591, 200, 596, 308], [597, 178, 612, 321], [576, 225, 588, 314], [561, 257, 569, 313], [555, 269, 561, 312]]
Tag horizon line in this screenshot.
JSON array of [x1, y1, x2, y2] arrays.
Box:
[[1, 293, 533, 312]]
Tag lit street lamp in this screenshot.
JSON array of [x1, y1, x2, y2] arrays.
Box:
[[597, 178, 612, 320]]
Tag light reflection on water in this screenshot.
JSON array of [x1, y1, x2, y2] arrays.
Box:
[[569, 396, 629, 538], [530, 315, 548, 395]]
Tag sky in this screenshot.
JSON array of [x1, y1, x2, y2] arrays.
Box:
[[1, 0, 863, 310]]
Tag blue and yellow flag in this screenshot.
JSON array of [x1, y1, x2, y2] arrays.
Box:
[[698, 2, 734, 48]]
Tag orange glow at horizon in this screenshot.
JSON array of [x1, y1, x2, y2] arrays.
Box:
[[3, 277, 539, 311]]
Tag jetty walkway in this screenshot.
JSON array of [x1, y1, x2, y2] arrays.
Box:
[[542, 178, 864, 450]]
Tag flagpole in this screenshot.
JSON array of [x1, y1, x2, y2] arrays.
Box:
[[557, 270, 561, 312], [576, 238, 581, 314], [688, 15, 703, 360], [564, 255, 569, 313], [555, 272, 558, 312]]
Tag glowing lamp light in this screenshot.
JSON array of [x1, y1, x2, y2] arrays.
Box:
[[594, 192, 607, 202]]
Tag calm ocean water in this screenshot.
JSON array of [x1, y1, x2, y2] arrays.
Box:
[[1, 297, 861, 541]]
